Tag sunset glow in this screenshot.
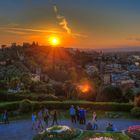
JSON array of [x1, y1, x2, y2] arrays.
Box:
[[78, 84, 91, 93], [0, 0, 140, 49], [48, 36, 60, 46]]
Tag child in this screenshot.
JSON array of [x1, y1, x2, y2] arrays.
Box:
[[32, 113, 36, 130]]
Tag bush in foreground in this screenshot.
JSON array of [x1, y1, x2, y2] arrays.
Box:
[[131, 107, 140, 117], [126, 125, 140, 140], [73, 132, 131, 140]]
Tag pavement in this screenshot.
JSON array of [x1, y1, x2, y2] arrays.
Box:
[[0, 119, 140, 140]]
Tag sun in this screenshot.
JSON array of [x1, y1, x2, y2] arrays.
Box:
[[48, 36, 60, 46]]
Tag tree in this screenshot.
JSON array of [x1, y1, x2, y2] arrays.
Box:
[[99, 86, 123, 102], [20, 73, 32, 91], [124, 88, 134, 102], [69, 67, 78, 82], [63, 81, 77, 99], [134, 92, 140, 107], [90, 72, 102, 90], [30, 81, 55, 94]]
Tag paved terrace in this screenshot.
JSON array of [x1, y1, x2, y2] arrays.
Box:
[[0, 119, 140, 140]]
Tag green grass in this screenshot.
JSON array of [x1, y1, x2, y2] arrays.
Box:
[[73, 132, 131, 140]]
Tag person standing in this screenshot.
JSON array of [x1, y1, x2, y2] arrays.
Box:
[[76, 106, 80, 122], [92, 112, 98, 130], [0, 111, 4, 123], [79, 108, 86, 124], [37, 109, 44, 130], [32, 112, 37, 130], [52, 110, 58, 126], [69, 105, 76, 123], [44, 109, 49, 126], [3, 110, 9, 124]]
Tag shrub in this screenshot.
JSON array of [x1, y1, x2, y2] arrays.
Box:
[[0, 102, 19, 111], [0, 100, 133, 112], [19, 99, 33, 113], [126, 125, 140, 140], [131, 107, 140, 117], [99, 86, 124, 102], [37, 94, 59, 101], [134, 92, 140, 107]]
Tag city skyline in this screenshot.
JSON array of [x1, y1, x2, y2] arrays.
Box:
[[0, 0, 140, 49]]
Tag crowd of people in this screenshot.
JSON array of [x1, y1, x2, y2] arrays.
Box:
[[0, 110, 9, 124], [69, 105, 98, 130], [69, 105, 87, 124], [31, 108, 59, 131], [0, 106, 116, 132], [69, 105, 116, 131]]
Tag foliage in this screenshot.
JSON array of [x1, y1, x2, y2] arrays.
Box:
[[30, 81, 55, 94], [134, 92, 140, 107], [124, 88, 134, 101], [73, 132, 130, 140], [0, 100, 133, 112], [0, 101, 19, 111], [0, 92, 59, 102], [131, 107, 140, 117], [19, 99, 32, 113], [63, 80, 78, 99], [126, 125, 140, 140], [99, 86, 124, 102]]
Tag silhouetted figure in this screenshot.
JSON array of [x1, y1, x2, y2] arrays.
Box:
[[69, 105, 76, 123], [76, 106, 80, 122], [79, 108, 86, 124], [37, 109, 44, 130], [86, 122, 93, 130], [44, 108, 49, 126], [106, 123, 114, 132], [52, 110, 58, 126], [3, 110, 9, 124]]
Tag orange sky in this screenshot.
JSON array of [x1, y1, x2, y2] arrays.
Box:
[[0, 0, 140, 49]]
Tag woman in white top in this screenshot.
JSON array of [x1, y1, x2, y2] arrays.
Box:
[[92, 112, 98, 130]]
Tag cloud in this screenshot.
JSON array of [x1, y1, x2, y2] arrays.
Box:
[[5, 30, 28, 35], [0, 26, 87, 38], [53, 5, 71, 34], [127, 37, 140, 42], [0, 26, 63, 34]]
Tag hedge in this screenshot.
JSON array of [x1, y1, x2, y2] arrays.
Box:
[[0, 100, 133, 112], [131, 107, 140, 117], [0, 92, 60, 101]]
